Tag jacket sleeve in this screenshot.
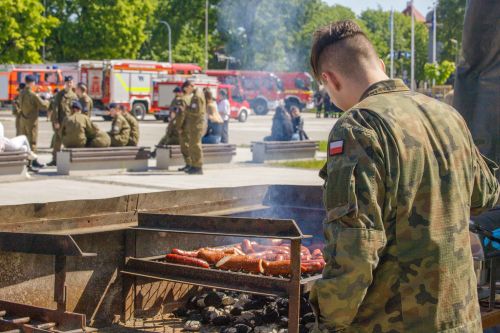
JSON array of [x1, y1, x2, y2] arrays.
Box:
[[117, 118, 131, 144], [85, 118, 97, 139], [470, 146, 500, 215], [34, 94, 49, 111], [310, 119, 387, 332]]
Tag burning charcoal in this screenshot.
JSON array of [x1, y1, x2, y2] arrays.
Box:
[[212, 315, 232, 326], [222, 295, 236, 306], [221, 327, 237, 333], [205, 291, 225, 308], [300, 313, 315, 325], [278, 316, 288, 328], [184, 320, 201, 331], [230, 306, 243, 316], [172, 307, 188, 317], [234, 324, 252, 333]]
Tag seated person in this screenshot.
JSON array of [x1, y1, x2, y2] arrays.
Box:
[[0, 121, 37, 161], [290, 106, 308, 141], [158, 109, 180, 146], [202, 90, 224, 144], [107, 103, 131, 147], [119, 105, 139, 146], [264, 106, 294, 141], [61, 101, 110, 148]]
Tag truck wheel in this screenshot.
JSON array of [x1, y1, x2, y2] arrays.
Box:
[[251, 99, 268, 115], [132, 102, 147, 120], [102, 116, 113, 121], [238, 109, 248, 122]]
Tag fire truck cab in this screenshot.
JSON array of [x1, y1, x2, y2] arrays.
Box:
[[275, 72, 314, 111]]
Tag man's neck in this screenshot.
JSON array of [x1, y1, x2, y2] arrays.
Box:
[[356, 71, 390, 101]]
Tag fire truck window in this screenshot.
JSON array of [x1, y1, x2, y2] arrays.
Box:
[[242, 78, 255, 90], [44, 72, 57, 83], [277, 79, 284, 91], [295, 78, 306, 90], [225, 77, 237, 86], [34, 73, 41, 83], [232, 89, 243, 103]]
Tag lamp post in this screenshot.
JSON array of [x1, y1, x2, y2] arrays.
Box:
[[159, 20, 172, 64], [390, 8, 394, 79], [410, 0, 415, 91], [205, 0, 209, 70]]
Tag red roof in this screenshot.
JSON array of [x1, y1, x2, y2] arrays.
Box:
[[402, 2, 426, 22]]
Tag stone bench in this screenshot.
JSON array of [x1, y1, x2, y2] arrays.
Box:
[[0, 151, 28, 178], [156, 144, 237, 170], [252, 140, 319, 163], [57, 147, 151, 175]]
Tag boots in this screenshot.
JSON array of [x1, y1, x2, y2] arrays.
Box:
[[186, 167, 203, 175], [178, 165, 191, 172], [31, 159, 45, 169]]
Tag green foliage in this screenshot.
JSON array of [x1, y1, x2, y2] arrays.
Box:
[[0, 0, 59, 63], [272, 159, 326, 170], [318, 140, 327, 152], [424, 60, 456, 85], [45, 0, 155, 62], [437, 0, 465, 62]]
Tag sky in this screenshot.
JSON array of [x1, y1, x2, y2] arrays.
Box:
[[325, 0, 436, 16]]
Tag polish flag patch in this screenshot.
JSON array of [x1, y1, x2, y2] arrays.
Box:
[[329, 140, 344, 156]]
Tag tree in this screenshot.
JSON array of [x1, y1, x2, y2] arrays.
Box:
[[45, 0, 155, 62], [0, 0, 59, 63], [360, 9, 429, 82], [424, 60, 456, 85], [436, 0, 465, 62]]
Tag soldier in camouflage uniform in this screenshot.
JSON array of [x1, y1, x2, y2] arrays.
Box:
[[61, 101, 110, 148], [309, 20, 500, 333], [18, 75, 49, 169], [171, 86, 190, 171], [76, 82, 93, 117], [49, 76, 77, 166], [12, 83, 25, 136], [107, 103, 131, 147], [119, 105, 139, 146], [158, 109, 179, 146], [182, 80, 206, 175]]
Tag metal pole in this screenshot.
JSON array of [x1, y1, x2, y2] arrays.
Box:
[[205, 0, 209, 70], [410, 0, 415, 91], [159, 21, 172, 64], [43, 0, 46, 61], [390, 8, 394, 79], [432, 3, 437, 86]]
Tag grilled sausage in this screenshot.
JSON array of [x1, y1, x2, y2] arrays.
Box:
[[215, 255, 264, 274], [171, 248, 199, 257], [263, 260, 292, 275], [197, 249, 228, 264], [165, 254, 210, 268], [312, 249, 323, 258], [241, 239, 255, 254]]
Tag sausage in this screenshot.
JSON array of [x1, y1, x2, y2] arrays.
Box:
[[165, 254, 210, 268], [263, 260, 292, 275], [171, 248, 199, 257], [312, 249, 323, 258], [241, 239, 255, 254], [197, 249, 228, 264], [205, 247, 244, 255], [301, 260, 325, 274], [215, 255, 264, 274]]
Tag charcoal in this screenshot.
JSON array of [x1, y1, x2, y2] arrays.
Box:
[[221, 327, 237, 333], [276, 298, 289, 310], [184, 320, 201, 331], [278, 329, 288, 333], [223, 305, 234, 315], [278, 307, 288, 316], [299, 325, 308, 333], [212, 315, 232, 326], [202, 306, 223, 323], [234, 324, 252, 333], [222, 296, 236, 306], [301, 313, 315, 325], [187, 310, 203, 322], [197, 298, 207, 308], [187, 296, 200, 309], [262, 306, 280, 323], [278, 316, 288, 328], [172, 307, 188, 317], [205, 291, 225, 308], [300, 297, 312, 315], [239, 311, 256, 321], [243, 299, 267, 311], [254, 326, 278, 333], [230, 306, 243, 316], [305, 323, 315, 330]]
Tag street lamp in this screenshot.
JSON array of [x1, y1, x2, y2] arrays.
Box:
[[159, 20, 172, 64]]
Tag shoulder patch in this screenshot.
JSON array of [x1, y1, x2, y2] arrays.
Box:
[[329, 140, 344, 156]]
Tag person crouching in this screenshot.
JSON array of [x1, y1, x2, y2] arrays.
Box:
[[107, 103, 131, 147], [61, 101, 110, 148]]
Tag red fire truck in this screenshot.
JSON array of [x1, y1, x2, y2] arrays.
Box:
[[79, 60, 201, 120], [275, 72, 314, 111], [152, 75, 251, 123], [206, 70, 283, 115]]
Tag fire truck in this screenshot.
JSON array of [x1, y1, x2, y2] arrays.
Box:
[[0, 65, 64, 104], [206, 70, 283, 115], [79, 60, 201, 120], [275, 72, 314, 111], [152, 75, 251, 123]]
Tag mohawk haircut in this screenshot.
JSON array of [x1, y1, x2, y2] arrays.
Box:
[[310, 20, 379, 81]]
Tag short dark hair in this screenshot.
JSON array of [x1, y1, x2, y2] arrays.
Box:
[[310, 20, 378, 81], [77, 82, 87, 92]]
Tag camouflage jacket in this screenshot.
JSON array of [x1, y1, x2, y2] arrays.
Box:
[[171, 96, 187, 131], [18, 87, 49, 120], [108, 114, 131, 146], [121, 112, 139, 146], [61, 112, 96, 148], [311, 79, 499, 333], [52, 88, 77, 124], [79, 93, 94, 117], [185, 88, 206, 122]]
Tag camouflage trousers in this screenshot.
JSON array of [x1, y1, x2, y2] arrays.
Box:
[[186, 118, 204, 168], [89, 131, 111, 148], [19, 117, 38, 152], [179, 129, 191, 166]]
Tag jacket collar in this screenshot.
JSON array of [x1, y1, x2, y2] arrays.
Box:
[[360, 79, 409, 101]]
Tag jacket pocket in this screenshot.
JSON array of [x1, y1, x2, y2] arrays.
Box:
[[324, 159, 357, 222]]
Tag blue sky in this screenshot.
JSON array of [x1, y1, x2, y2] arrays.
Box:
[[325, 0, 436, 16]]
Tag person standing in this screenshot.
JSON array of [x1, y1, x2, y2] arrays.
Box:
[[182, 80, 206, 175], [203, 89, 224, 144], [119, 105, 139, 146], [76, 82, 93, 117], [218, 89, 230, 143], [309, 20, 499, 332], [107, 103, 130, 147], [169, 87, 190, 171], [12, 83, 25, 136], [314, 89, 324, 118], [18, 74, 49, 169], [48, 76, 77, 166]]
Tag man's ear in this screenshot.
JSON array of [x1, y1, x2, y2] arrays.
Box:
[[379, 58, 386, 73], [324, 71, 341, 92]]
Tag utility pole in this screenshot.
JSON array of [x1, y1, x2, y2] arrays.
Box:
[[159, 21, 172, 64], [43, 0, 46, 62], [432, 2, 437, 86], [410, 0, 415, 91], [205, 0, 209, 70], [390, 8, 394, 79]]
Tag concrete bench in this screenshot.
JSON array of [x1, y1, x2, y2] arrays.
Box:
[[57, 147, 151, 175], [156, 144, 237, 170], [252, 140, 319, 163], [0, 151, 28, 178]]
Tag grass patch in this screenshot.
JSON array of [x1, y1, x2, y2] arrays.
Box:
[[318, 141, 327, 152], [271, 159, 326, 170]]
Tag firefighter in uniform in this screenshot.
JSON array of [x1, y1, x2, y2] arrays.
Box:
[[76, 82, 93, 117], [119, 105, 139, 146], [18, 75, 49, 169], [61, 101, 110, 148], [107, 103, 131, 147], [182, 80, 206, 175], [49, 76, 77, 166], [12, 83, 25, 136], [172, 86, 190, 171], [309, 20, 499, 333]]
